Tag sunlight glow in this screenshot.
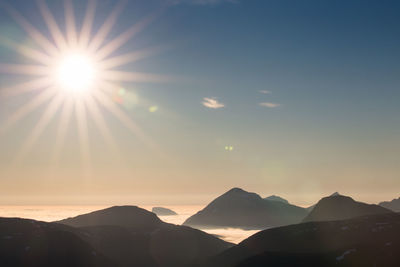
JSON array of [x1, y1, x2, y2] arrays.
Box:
[[56, 53, 96, 93], [0, 0, 168, 165]]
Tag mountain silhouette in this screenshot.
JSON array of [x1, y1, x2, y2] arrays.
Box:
[[56, 206, 232, 266], [303, 195, 392, 222], [206, 212, 400, 267], [263, 195, 289, 204], [183, 188, 307, 229], [379, 197, 400, 212], [305, 192, 341, 212], [0, 218, 116, 267], [152, 207, 178, 216], [57, 206, 163, 230]]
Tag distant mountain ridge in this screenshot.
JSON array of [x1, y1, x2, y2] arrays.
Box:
[[264, 195, 289, 204], [379, 197, 400, 212], [152, 207, 178, 216], [183, 188, 308, 229], [303, 194, 392, 222]]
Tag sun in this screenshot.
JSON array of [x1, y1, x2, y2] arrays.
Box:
[[0, 0, 170, 167], [56, 52, 96, 94]]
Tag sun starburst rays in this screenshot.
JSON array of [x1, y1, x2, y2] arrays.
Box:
[[75, 98, 91, 174], [98, 46, 163, 70], [52, 96, 74, 164], [0, 0, 168, 168], [15, 92, 64, 163], [0, 36, 53, 65], [87, 0, 127, 54], [2, 2, 59, 56], [94, 13, 157, 62], [0, 77, 53, 98], [0, 63, 51, 76], [79, 0, 96, 49], [0, 87, 57, 135], [64, 0, 78, 47], [85, 95, 119, 157], [37, 0, 68, 52]]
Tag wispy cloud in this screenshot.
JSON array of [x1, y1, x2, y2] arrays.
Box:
[[259, 90, 271, 94], [202, 97, 225, 109], [259, 102, 281, 108]]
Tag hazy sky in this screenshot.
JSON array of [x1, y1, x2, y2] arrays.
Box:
[[0, 0, 399, 206]]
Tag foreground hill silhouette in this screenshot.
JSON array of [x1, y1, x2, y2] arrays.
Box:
[[56, 206, 232, 266], [0, 218, 115, 267], [379, 197, 400, 212], [183, 188, 307, 229], [206, 212, 400, 267], [303, 194, 392, 222]]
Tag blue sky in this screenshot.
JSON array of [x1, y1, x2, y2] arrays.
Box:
[[0, 0, 399, 205]]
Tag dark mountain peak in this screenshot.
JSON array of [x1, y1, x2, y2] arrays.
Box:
[[56, 205, 163, 229], [303, 195, 392, 222], [223, 188, 262, 199], [306, 193, 344, 212], [206, 188, 264, 208], [322, 194, 353, 202], [264, 195, 289, 204], [226, 187, 249, 195], [184, 188, 307, 229]]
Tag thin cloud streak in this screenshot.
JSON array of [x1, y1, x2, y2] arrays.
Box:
[[259, 102, 281, 108], [202, 97, 225, 109], [259, 90, 271, 94]]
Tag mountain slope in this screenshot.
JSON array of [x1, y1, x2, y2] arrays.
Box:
[[0, 218, 116, 267], [57, 206, 233, 266], [183, 188, 307, 229], [206, 212, 400, 267], [379, 197, 400, 212], [303, 195, 392, 222]]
